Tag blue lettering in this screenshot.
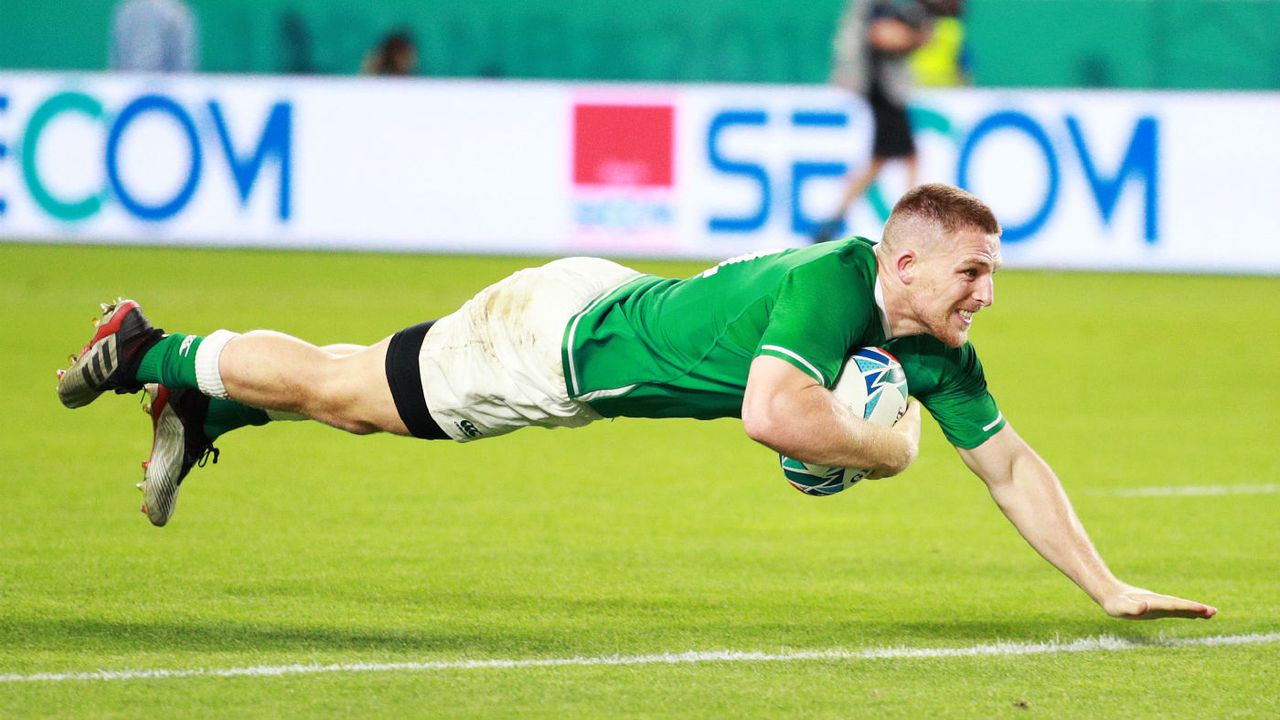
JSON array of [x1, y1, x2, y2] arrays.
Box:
[[575, 202, 602, 226], [707, 110, 770, 233], [791, 162, 846, 236], [957, 111, 1059, 243], [106, 95, 202, 221], [1067, 115, 1158, 243], [704, 104, 1160, 246], [790, 110, 848, 235], [574, 199, 674, 230], [790, 110, 847, 129], [209, 101, 292, 220]]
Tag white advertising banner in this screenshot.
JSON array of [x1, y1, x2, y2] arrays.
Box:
[[1, 73, 1277, 273]]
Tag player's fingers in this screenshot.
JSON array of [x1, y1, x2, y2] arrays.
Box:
[[1146, 596, 1217, 618], [1122, 594, 1217, 620], [1135, 607, 1216, 620]]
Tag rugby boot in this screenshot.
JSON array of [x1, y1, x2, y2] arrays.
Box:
[[138, 383, 219, 527], [57, 299, 164, 408]]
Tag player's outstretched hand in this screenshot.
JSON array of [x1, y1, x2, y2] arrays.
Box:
[[1102, 585, 1217, 620]]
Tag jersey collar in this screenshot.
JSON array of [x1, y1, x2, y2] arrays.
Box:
[[874, 275, 893, 339]]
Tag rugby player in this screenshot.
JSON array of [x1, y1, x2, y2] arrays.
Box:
[[56, 183, 1215, 621]]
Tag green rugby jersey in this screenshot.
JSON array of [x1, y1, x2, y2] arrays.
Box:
[[562, 238, 885, 419], [560, 237, 1006, 449], [884, 335, 1006, 449]]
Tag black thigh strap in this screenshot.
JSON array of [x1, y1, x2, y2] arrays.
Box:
[[385, 320, 449, 440]]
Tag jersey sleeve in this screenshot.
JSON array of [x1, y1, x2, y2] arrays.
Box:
[[755, 258, 875, 387], [915, 344, 1006, 449]]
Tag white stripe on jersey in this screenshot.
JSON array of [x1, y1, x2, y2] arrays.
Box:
[[565, 276, 644, 395], [577, 385, 639, 403], [760, 345, 825, 385]]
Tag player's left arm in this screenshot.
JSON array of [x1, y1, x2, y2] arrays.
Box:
[[956, 424, 1217, 621]]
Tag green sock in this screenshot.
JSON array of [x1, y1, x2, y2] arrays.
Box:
[[136, 333, 202, 389], [203, 397, 270, 440], [137, 334, 271, 440]]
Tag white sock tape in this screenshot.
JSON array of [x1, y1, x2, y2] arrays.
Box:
[[194, 329, 240, 400]]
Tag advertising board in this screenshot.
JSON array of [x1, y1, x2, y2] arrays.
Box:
[[1, 73, 1276, 272]]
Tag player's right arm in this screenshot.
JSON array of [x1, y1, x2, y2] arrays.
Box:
[[957, 425, 1217, 620], [741, 356, 920, 475]]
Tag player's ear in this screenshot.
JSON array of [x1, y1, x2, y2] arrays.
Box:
[[896, 250, 917, 284]]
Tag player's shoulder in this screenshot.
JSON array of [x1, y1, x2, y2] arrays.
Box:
[[885, 335, 983, 378], [771, 238, 879, 297], [694, 238, 877, 296], [793, 236, 878, 271]]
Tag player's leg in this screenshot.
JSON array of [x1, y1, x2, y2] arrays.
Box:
[[212, 331, 407, 435], [148, 340, 368, 443], [207, 342, 367, 425], [53, 299, 401, 523], [61, 315, 405, 435], [903, 152, 920, 190], [873, 93, 917, 197], [67, 311, 402, 435], [812, 157, 887, 243], [835, 157, 887, 212]]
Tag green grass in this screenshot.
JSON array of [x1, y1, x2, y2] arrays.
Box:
[[1, 243, 1277, 718]]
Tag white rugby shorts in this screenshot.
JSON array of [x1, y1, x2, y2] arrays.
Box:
[[417, 257, 641, 442]]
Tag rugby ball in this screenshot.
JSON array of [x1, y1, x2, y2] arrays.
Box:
[[779, 347, 909, 496]]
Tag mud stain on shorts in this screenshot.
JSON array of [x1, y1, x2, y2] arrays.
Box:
[[475, 280, 537, 362]]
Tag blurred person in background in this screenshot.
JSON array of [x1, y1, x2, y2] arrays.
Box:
[[908, 15, 970, 88], [109, 0, 199, 72], [812, 0, 962, 243], [362, 30, 419, 75]]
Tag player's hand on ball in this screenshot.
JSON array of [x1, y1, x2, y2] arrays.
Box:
[[867, 399, 921, 479], [893, 398, 921, 446], [1102, 585, 1218, 620]]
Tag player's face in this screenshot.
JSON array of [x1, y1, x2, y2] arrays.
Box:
[[911, 230, 1001, 348]]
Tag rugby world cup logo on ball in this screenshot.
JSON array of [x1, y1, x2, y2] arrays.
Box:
[[779, 347, 909, 496]]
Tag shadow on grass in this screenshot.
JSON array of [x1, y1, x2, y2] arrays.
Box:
[[0, 610, 1153, 659], [0, 617, 521, 655]]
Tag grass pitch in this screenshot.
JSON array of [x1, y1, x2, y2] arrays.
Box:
[[1, 243, 1277, 718]]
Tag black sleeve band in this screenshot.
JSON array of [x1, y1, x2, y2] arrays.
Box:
[[385, 320, 449, 440]]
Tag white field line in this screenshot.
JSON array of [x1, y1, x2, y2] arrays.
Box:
[[2, 632, 1278, 685], [1101, 483, 1280, 497]]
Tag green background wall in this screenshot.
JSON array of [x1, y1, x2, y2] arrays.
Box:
[[2, 0, 1278, 89]]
